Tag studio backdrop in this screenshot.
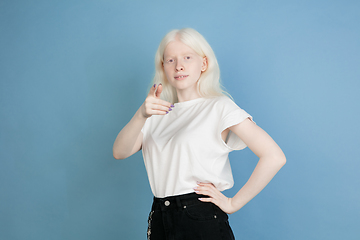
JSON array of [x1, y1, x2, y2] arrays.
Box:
[[1, 0, 359, 239]]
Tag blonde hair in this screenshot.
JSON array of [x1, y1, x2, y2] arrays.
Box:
[[152, 28, 230, 103]]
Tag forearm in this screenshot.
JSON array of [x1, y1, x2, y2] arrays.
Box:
[[231, 155, 286, 212], [113, 107, 147, 159], [196, 121, 286, 214]]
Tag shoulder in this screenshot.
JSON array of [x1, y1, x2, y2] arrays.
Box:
[[206, 96, 240, 111], [207, 96, 252, 123]]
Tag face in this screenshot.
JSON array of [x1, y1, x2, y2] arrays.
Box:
[[163, 40, 207, 95]]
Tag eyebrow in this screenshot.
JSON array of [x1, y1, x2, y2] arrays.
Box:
[[164, 52, 196, 58]]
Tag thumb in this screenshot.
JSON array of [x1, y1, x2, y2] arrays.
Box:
[[148, 83, 157, 96], [155, 83, 163, 98]]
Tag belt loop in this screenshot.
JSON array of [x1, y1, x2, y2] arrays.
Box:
[[176, 197, 182, 208]]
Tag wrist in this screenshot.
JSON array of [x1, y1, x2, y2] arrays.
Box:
[[229, 195, 247, 213], [137, 104, 149, 119], [227, 198, 239, 214]]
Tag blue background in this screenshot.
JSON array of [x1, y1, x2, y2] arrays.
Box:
[[1, 0, 359, 239]]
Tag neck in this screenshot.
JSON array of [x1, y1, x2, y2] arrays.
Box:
[[176, 89, 201, 103]]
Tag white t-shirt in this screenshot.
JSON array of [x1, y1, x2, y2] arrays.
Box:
[[141, 96, 253, 198]]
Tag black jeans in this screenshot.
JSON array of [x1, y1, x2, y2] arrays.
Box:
[[147, 192, 235, 240]]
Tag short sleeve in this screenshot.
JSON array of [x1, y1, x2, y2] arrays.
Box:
[[218, 98, 254, 151]]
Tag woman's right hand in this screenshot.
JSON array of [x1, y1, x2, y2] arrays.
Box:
[[140, 84, 174, 118]]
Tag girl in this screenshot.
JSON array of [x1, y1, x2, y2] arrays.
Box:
[[113, 28, 286, 240]]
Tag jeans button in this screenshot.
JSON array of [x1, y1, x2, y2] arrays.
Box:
[[164, 200, 170, 206]]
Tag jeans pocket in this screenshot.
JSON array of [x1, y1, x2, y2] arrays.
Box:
[[184, 202, 217, 221]]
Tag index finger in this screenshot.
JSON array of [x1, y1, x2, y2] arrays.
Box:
[[197, 182, 216, 188]]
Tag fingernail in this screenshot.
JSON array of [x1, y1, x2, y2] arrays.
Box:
[[159, 83, 162, 86], [166, 111, 169, 114], [196, 181, 201, 184], [198, 198, 203, 201], [171, 104, 175, 108], [153, 84, 156, 88], [168, 108, 172, 111], [193, 187, 198, 190]]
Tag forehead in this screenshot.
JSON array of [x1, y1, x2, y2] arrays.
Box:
[[163, 40, 197, 57]]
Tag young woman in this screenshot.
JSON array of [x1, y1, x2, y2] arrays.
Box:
[[113, 28, 286, 240]]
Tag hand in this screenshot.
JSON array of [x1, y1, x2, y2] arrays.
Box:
[[140, 84, 174, 118], [194, 182, 237, 214]]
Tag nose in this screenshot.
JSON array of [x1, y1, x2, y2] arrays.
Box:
[[175, 62, 184, 72]]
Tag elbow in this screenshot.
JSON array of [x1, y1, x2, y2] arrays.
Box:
[[276, 152, 286, 168], [113, 151, 126, 160], [264, 151, 286, 168], [280, 156, 286, 167], [112, 143, 130, 159]]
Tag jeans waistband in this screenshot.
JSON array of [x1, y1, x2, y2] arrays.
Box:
[[152, 192, 209, 211]]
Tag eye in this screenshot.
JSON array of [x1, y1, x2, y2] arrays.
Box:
[[185, 56, 191, 60], [166, 59, 174, 63]]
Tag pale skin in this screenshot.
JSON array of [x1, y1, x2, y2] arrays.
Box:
[[113, 39, 286, 214]]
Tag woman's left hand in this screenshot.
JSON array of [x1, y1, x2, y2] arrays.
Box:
[[194, 182, 237, 214]]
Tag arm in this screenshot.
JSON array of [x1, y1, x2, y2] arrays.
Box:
[[195, 118, 286, 214], [113, 84, 173, 159], [112, 108, 146, 160]]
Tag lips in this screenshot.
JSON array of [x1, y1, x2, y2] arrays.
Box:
[[174, 75, 189, 80]]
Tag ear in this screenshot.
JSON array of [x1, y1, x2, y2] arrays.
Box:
[[201, 57, 208, 72]]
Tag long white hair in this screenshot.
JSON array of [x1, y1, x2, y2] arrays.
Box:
[[152, 28, 230, 103]]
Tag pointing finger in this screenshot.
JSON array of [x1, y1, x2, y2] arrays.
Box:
[[155, 83, 163, 98]]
